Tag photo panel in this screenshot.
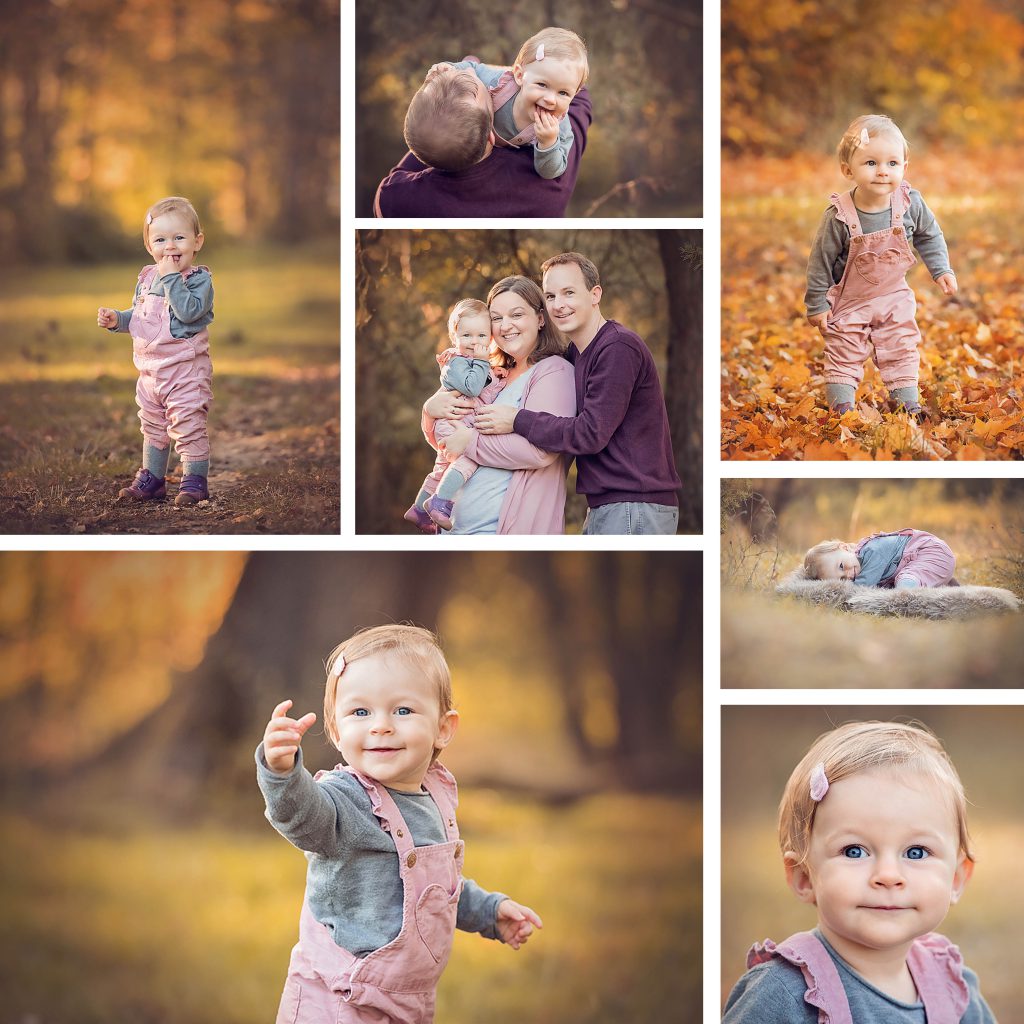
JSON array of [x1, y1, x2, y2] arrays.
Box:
[[0, 549, 701, 1023], [720, 0, 1024, 461], [0, 1, 341, 535], [720, 478, 1023, 688], [721, 704, 1021, 1020], [357, 0, 702, 219], [355, 229, 702, 536]]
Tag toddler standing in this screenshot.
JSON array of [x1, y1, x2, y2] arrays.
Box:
[[805, 115, 957, 419], [404, 299, 507, 533], [97, 196, 213, 505], [257, 624, 542, 1023], [724, 721, 996, 1022], [406, 28, 589, 179]]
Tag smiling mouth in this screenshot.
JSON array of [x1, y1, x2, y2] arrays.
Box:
[[862, 906, 910, 911], [366, 747, 401, 753]]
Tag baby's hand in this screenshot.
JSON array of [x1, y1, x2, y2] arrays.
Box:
[[472, 340, 491, 360], [533, 107, 560, 150], [495, 898, 543, 950], [96, 307, 118, 329], [807, 312, 828, 335], [263, 699, 317, 775], [157, 254, 182, 278], [936, 273, 958, 296]]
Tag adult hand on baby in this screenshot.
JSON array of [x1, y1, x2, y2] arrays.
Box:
[[442, 422, 473, 456], [495, 898, 543, 950], [936, 273, 958, 296], [96, 307, 118, 329], [263, 699, 317, 775], [424, 389, 474, 420], [807, 312, 828, 335], [533, 107, 560, 150], [425, 62, 455, 82], [474, 403, 517, 434]]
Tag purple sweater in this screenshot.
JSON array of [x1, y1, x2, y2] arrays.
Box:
[[513, 320, 682, 508], [373, 88, 591, 218]]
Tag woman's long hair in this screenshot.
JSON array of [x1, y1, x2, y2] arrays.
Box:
[[487, 276, 567, 369]]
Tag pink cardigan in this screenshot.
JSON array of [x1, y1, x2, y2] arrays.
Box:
[[421, 355, 576, 534]]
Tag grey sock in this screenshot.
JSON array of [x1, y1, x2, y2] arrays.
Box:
[[889, 386, 920, 408], [436, 469, 467, 502], [143, 442, 170, 478], [415, 488, 432, 511], [182, 460, 209, 478], [825, 383, 856, 408]]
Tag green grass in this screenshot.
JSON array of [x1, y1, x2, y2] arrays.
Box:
[[0, 792, 699, 1023]]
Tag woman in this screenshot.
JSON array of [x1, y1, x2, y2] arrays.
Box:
[[422, 276, 576, 534]]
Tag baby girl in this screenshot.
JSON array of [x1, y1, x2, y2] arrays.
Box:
[[804, 529, 957, 588]]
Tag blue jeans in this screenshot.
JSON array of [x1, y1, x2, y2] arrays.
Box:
[[582, 501, 679, 536]]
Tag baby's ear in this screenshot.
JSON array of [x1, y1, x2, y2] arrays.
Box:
[[950, 855, 974, 904], [784, 851, 817, 905], [512, 63, 525, 85], [840, 163, 854, 180]]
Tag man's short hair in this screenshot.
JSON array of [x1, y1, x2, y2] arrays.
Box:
[[541, 251, 601, 292], [403, 73, 491, 171]]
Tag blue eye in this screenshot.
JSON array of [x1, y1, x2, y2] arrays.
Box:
[[396, 707, 413, 716], [842, 845, 867, 859], [906, 846, 930, 860], [352, 708, 369, 717]]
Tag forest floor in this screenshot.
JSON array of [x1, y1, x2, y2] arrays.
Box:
[[721, 149, 1024, 460], [0, 790, 700, 1024], [0, 244, 339, 534]]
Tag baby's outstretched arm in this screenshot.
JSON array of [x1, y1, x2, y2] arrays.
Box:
[[263, 699, 317, 775], [96, 307, 118, 329], [495, 898, 543, 950]]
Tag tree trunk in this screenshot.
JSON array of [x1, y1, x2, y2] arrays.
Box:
[[659, 229, 703, 533]]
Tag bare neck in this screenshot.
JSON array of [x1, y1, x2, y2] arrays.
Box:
[[568, 310, 606, 352]]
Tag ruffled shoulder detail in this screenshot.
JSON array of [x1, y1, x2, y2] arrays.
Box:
[[910, 932, 970, 1020], [746, 933, 842, 1023], [137, 264, 158, 285], [425, 761, 459, 809], [331, 763, 392, 830], [828, 190, 858, 229], [891, 180, 913, 220]]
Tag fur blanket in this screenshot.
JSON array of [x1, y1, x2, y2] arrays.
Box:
[[776, 569, 1021, 619]]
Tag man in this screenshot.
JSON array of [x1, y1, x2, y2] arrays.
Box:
[[373, 65, 591, 218], [474, 252, 682, 535]]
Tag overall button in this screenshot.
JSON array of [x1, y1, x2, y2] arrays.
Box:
[[407, 852, 417, 868], [454, 842, 463, 858], [396, 829, 404, 838]]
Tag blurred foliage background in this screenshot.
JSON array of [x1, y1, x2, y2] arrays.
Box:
[[356, 229, 702, 534], [723, 0, 1024, 156], [0, 0, 340, 532], [722, 705, 1024, 1020], [720, 479, 1024, 687], [0, 550, 701, 1022], [356, 0, 702, 217]]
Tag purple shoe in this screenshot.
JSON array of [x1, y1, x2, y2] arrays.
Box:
[[118, 467, 166, 501], [424, 495, 454, 530], [403, 503, 438, 534], [174, 473, 209, 506], [829, 402, 855, 416]]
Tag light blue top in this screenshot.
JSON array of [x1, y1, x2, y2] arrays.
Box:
[[447, 367, 534, 535], [451, 60, 575, 179], [854, 533, 911, 588]]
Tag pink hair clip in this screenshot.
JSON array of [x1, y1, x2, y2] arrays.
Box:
[[145, 213, 153, 225], [810, 762, 829, 801], [859, 128, 870, 146], [331, 654, 346, 679], [535, 43, 545, 61]]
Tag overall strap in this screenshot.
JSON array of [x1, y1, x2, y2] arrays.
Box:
[[748, 932, 852, 1024], [908, 933, 971, 1023], [337, 765, 416, 858], [419, 762, 460, 842], [829, 190, 862, 238], [489, 69, 536, 148], [890, 181, 913, 227]]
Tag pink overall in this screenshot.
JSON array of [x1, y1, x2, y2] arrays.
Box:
[[276, 764, 465, 1024], [128, 264, 213, 461], [823, 182, 920, 391], [748, 931, 970, 1023], [856, 529, 956, 588], [428, 374, 507, 490]]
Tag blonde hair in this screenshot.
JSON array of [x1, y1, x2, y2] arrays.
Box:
[[837, 114, 909, 168], [804, 540, 850, 579], [779, 721, 974, 869], [514, 27, 589, 91], [486, 275, 567, 369], [323, 625, 453, 758], [447, 298, 490, 342], [143, 196, 202, 247]]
